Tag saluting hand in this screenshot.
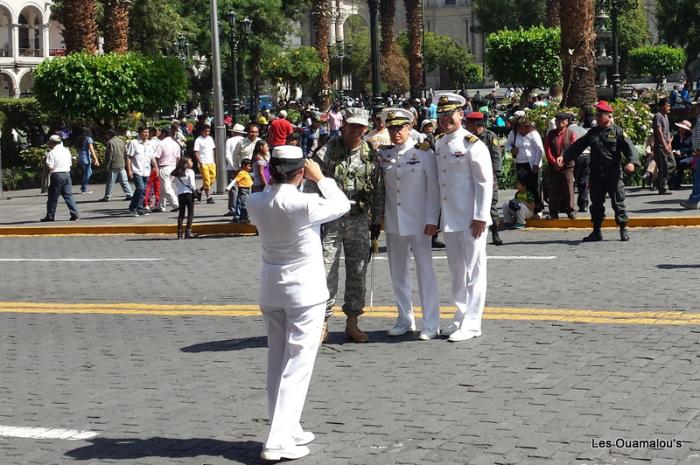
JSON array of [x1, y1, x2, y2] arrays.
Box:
[[303, 159, 323, 183]]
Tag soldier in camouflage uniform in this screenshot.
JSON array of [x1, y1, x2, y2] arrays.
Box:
[[465, 111, 504, 245], [305, 108, 385, 343]]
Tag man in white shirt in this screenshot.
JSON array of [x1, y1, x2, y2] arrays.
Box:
[[194, 125, 217, 204], [127, 126, 158, 216], [248, 146, 350, 461], [225, 123, 247, 215], [433, 93, 493, 342], [376, 108, 441, 340], [154, 127, 181, 212], [506, 118, 544, 212], [41, 135, 79, 222], [232, 123, 261, 169]]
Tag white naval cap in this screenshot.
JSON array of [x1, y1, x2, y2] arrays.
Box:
[[380, 108, 414, 127], [434, 93, 466, 113], [49, 134, 62, 143], [270, 145, 305, 174]]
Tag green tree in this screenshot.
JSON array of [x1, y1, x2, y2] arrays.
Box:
[[486, 27, 562, 104], [473, 0, 546, 36], [629, 45, 686, 87], [33, 52, 187, 124], [656, 0, 700, 80], [264, 46, 324, 100], [617, 1, 652, 77], [398, 31, 481, 88], [128, 0, 185, 54]]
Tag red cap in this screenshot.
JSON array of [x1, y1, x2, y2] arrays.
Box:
[[594, 100, 614, 113], [465, 111, 484, 120]]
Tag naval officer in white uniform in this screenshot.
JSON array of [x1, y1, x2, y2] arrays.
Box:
[[248, 145, 350, 461], [376, 108, 441, 340], [433, 93, 493, 342]]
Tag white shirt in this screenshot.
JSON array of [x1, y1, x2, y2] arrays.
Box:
[[155, 137, 181, 166], [435, 127, 494, 232], [232, 137, 260, 168], [248, 178, 351, 308], [506, 129, 544, 168], [225, 135, 244, 170], [379, 140, 440, 235], [127, 138, 153, 177], [194, 136, 216, 164], [45, 144, 72, 173], [174, 169, 196, 195]]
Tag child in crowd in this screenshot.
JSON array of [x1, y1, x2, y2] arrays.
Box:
[[503, 177, 536, 229], [252, 140, 271, 193], [171, 157, 196, 239], [227, 158, 253, 223]]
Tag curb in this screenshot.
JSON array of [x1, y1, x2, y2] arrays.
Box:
[[0, 217, 699, 236]]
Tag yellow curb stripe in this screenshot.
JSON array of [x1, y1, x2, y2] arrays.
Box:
[[2, 216, 700, 236], [0, 302, 698, 326]]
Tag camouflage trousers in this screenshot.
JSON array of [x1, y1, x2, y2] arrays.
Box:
[[322, 213, 370, 318]]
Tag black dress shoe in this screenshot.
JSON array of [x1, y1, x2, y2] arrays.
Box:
[[567, 212, 577, 219], [582, 230, 603, 242], [69, 214, 79, 221], [40, 217, 54, 222], [578, 206, 587, 213], [620, 228, 629, 241], [431, 238, 446, 249]]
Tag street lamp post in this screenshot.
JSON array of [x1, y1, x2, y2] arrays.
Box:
[[226, 10, 239, 124], [367, 0, 382, 108], [209, 0, 227, 194], [604, 0, 637, 100], [328, 40, 350, 100], [174, 34, 190, 117]]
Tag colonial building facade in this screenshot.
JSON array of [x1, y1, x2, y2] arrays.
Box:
[[0, 0, 63, 98]]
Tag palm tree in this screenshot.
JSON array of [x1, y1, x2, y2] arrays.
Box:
[[311, 0, 332, 109], [546, 0, 560, 27], [560, 0, 597, 107], [103, 0, 131, 54], [62, 0, 98, 54], [404, 0, 424, 98], [379, 0, 395, 68]]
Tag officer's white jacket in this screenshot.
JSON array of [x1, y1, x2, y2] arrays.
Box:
[[435, 127, 494, 232], [248, 178, 350, 308], [379, 140, 440, 236]]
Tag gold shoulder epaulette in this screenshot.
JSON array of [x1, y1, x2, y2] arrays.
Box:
[[379, 145, 394, 151], [434, 133, 445, 142], [465, 134, 479, 144], [414, 140, 433, 152]]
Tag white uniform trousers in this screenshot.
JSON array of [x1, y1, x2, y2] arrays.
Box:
[[385, 233, 440, 332], [443, 230, 487, 332], [261, 302, 325, 449], [158, 165, 178, 210]]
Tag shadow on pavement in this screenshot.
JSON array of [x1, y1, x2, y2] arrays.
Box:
[[500, 239, 582, 246], [181, 336, 267, 352], [656, 264, 700, 269], [65, 437, 264, 464]]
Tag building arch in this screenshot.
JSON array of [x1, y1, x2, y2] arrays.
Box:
[[16, 2, 45, 25], [0, 69, 16, 97], [18, 69, 34, 96], [18, 5, 43, 56], [0, 2, 11, 57]]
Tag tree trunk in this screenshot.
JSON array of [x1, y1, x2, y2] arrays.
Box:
[[103, 0, 131, 54], [546, 0, 560, 27], [312, 0, 332, 109], [62, 0, 98, 54], [380, 0, 395, 67], [560, 0, 597, 108], [404, 0, 423, 99]]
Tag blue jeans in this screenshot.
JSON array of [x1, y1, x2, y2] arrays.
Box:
[[689, 160, 700, 203], [235, 187, 250, 220], [80, 162, 93, 192], [128, 175, 147, 212], [46, 172, 79, 219], [104, 169, 132, 198]]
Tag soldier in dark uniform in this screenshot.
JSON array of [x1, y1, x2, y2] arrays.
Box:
[[563, 101, 640, 242], [465, 111, 503, 245]]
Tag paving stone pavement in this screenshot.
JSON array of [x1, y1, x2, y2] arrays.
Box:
[[1, 229, 700, 464], [1, 313, 699, 465]]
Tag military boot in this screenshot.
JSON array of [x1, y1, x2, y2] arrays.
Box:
[[345, 315, 368, 343], [620, 227, 629, 241], [490, 225, 503, 246], [582, 228, 603, 242]]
